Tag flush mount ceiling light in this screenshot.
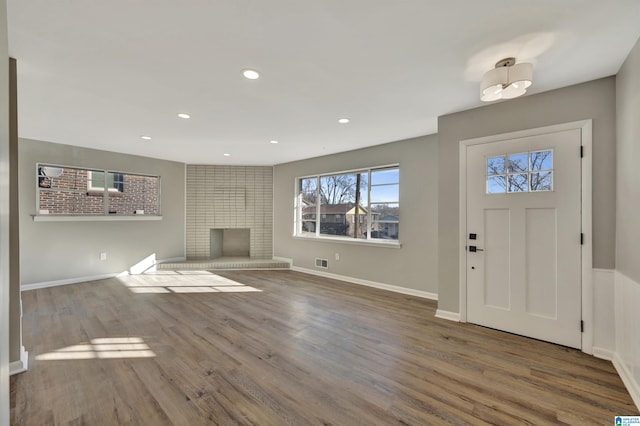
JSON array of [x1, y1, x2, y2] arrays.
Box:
[[140, 136, 152, 140], [223, 153, 231, 157], [177, 113, 191, 119], [242, 69, 260, 80], [269, 140, 279, 144], [480, 57, 533, 102], [338, 118, 350, 124]]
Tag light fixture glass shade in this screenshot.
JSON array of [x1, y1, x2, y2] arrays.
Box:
[[500, 84, 527, 99], [480, 61, 532, 102], [508, 62, 533, 89], [480, 67, 507, 101]]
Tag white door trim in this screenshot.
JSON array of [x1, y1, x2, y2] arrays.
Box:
[[458, 120, 593, 354]]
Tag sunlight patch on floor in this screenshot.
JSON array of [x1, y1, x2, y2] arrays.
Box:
[[35, 337, 155, 361], [118, 272, 263, 294]]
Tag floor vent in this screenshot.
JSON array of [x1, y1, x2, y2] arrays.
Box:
[[315, 258, 328, 269]]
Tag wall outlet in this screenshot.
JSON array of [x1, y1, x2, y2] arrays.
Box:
[[100, 252, 107, 261], [335, 253, 340, 261]]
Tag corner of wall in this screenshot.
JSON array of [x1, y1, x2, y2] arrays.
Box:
[[613, 270, 640, 411], [9, 345, 27, 375]]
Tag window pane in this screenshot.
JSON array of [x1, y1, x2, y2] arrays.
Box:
[[90, 171, 105, 188], [530, 171, 553, 191], [107, 174, 160, 215], [507, 153, 528, 173], [370, 221, 399, 240], [38, 165, 160, 216], [300, 178, 317, 235], [508, 174, 529, 192], [371, 168, 399, 185], [530, 150, 552, 171], [296, 166, 399, 242], [487, 175, 506, 194], [319, 174, 357, 237], [370, 184, 399, 203], [319, 174, 357, 206], [370, 203, 399, 240], [109, 172, 124, 192], [487, 156, 505, 175], [358, 172, 368, 206], [300, 178, 317, 205]]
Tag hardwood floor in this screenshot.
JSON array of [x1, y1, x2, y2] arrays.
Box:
[[10, 270, 638, 425]]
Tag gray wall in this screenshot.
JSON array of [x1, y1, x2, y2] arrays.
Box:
[[273, 135, 439, 294], [437, 77, 617, 313], [9, 59, 20, 364], [19, 138, 186, 285], [186, 165, 273, 259], [0, 0, 10, 420], [616, 37, 640, 284]]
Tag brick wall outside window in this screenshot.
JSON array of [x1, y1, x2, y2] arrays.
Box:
[[38, 166, 160, 215]]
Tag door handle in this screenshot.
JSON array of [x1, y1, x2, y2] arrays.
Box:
[[468, 245, 484, 252]]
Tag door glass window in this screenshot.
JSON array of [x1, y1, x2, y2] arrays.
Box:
[[486, 150, 553, 194]]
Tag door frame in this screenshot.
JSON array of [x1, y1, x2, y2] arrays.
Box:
[[458, 120, 593, 354]]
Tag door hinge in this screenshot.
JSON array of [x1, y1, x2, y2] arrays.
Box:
[[580, 233, 584, 245], [580, 320, 584, 333], [580, 145, 584, 158]]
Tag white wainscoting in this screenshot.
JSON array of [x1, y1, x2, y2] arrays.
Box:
[[592, 269, 615, 359], [614, 271, 640, 410]]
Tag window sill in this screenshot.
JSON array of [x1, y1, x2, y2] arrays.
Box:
[[32, 215, 162, 222], [293, 234, 401, 248]]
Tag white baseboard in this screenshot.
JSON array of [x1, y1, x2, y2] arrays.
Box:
[[21, 273, 120, 291], [591, 268, 615, 356], [592, 347, 614, 361], [21, 256, 189, 290], [435, 309, 461, 322], [613, 352, 640, 411], [291, 266, 438, 301], [9, 346, 28, 375]]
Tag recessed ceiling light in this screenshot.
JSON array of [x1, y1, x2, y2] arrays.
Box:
[[338, 118, 350, 124], [140, 136, 152, 140], [242, 69, 260, 80], [223, 153, 231, 157], [177, 113, 191, 119], [269, 140, 279, 144]]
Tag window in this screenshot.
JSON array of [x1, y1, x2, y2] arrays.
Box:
[[88, 171, 124, 192], [487, 150, 553, 194], [296, 165, 399, 242], [37, 164, 161, 216]]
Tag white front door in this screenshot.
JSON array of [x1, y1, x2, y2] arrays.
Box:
[[466, 129, 582, 348]]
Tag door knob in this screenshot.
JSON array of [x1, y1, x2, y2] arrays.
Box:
[[468, 245, 484, 252]]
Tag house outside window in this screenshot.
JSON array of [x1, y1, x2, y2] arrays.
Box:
[[296, 165, 399, 242]]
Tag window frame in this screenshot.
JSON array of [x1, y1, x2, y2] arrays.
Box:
[[36, 163, 162, 218], [295, 164, 400, 246]]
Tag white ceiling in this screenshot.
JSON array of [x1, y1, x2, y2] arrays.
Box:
[[8, 1, 640, 166]]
